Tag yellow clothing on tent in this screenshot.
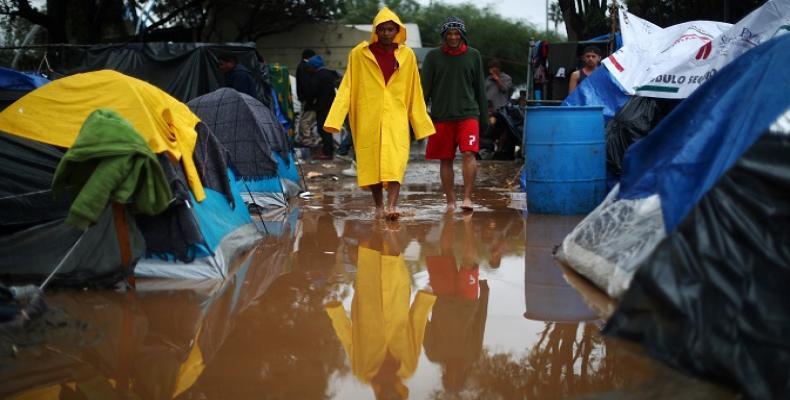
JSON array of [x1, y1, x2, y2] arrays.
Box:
[[325, 246, 436, 385], [0, 70, 205, 201], [323, 7, 434, 187]]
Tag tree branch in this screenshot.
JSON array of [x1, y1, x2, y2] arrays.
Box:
[[3, 0, 52, 29], [141, 0, 202, 34]]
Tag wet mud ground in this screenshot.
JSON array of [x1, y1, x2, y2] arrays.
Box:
[[0, 153, 737, 399]]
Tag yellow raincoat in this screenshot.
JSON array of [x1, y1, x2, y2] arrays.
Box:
[[325, 246, 436, 390], [323, 8, 434, 187], [0, 70, 206, 201]]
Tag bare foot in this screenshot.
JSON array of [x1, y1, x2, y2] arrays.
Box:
[[460, 199, 474, 212], [386, 209, 400, 221], [375, 207, 385, 219], [446, 201, 456, 212]]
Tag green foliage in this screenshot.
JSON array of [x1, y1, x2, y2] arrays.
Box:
[[339, 1, 563, 85]]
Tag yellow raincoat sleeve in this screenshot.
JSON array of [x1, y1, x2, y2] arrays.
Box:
[[407, 51, 435, 140], [325, 302, 353, 358], [323, 52, 353, 134], [397, 290, 437, 378]]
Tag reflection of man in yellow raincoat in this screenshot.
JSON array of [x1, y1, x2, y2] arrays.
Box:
[[324, 8, 435, 220], [325, 229, 436, 399]]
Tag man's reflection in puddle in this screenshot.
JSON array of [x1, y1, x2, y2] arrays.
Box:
[[325, 222, 436, 399], [424, 214, 490, 394]]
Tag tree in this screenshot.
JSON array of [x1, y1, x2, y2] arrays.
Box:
[[338, 1, 563, 85], [342, 0, 422, 24], [556, 0, 610, 41], [624, 0, 767, 26], [548, 1, 564, 33], [0, 0, 130, 44], [0, 0, 344, 44]]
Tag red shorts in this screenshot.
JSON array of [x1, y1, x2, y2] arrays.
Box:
[[425, 118, 479, 160], [426, 255, 480, 300]]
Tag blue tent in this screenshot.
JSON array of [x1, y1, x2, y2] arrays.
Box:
[[618, 34, 790, 232], [556, 34, 790, 300], [188, 88, 301, 208]]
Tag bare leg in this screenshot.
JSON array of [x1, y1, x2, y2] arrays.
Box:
[[440, 159, 456, 210], [461, 151, 477, 210], [386, 181, 401, 220], [370, 183, 384, 218]]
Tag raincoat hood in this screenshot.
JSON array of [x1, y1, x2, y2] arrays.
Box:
[[370, 7, 407, 45]]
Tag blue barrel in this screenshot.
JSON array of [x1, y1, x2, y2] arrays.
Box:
[[523, 214, 599, 322], [524, 106, 606, 214]]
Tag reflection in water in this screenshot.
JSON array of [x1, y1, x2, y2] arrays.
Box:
[[0, 215, 304, 400], [1, 204, 728, 399], [326, 224, 436, 400], [465, 321, 657, 399], [424, 214, 490, 395], [186, 210, 347, 399]]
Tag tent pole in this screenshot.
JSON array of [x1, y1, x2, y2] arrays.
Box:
[[242, 180, 270, 235]]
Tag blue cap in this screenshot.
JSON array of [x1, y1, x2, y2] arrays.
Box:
[[306, 55, 325, 69]]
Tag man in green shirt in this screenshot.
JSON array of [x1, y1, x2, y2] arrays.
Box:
[[421, 16, 488, 212]]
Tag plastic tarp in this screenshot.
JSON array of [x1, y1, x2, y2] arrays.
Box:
[[604, 1, 790, 99], [618, 34, 790, 232], [0, 67, 49, 91], [561, 67, 629, 122], [556, 34, 790, 298], [584, 32, 622, 51], [604, 112, 790, 400], [65, 42, 267, 104], [605, 96, 678, 177]]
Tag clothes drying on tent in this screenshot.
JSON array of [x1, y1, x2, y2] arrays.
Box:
[[0, 69, 206, 201], [132, 124, 259, 280], [269, 63, 294, 129], [52, 109, 173, 230], [188, 88, 301, 208], [605, 110, 790, 400], [0, 131, 144, 288], [557, 34, 790, 299], [0, 71, 262, 283]]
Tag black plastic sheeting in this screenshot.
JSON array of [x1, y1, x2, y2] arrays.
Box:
[[64, 42, 270, 104], [605, 96, 678, 177], [604, 127, 790, 399]]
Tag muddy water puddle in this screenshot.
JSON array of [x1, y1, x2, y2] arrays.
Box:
[[0, 191, 731, 399]]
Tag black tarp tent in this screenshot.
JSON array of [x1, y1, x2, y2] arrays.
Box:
[[62, 42, 269, 104]]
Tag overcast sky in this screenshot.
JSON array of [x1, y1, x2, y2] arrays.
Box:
[[415, 0, 559, 32]]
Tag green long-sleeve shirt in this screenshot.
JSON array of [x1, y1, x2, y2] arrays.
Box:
[[420, 47, 488, 133]]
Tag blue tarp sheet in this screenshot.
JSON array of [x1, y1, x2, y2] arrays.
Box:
[[561, 66, 629, 122], [0, 68, 49, 91], [584, 32, 622, 51], [618, 34, 790, 232]]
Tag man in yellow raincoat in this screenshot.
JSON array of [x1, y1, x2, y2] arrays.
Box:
[[325, 225, 436, 399], [324, 7, 435, 220]]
